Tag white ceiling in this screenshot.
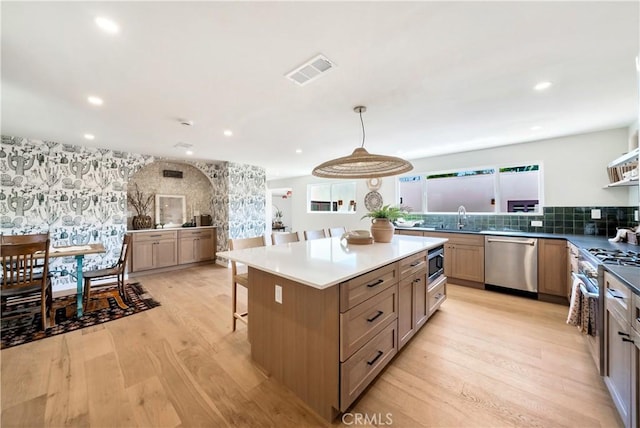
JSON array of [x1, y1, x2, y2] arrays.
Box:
[[2, 1, 638, 180]]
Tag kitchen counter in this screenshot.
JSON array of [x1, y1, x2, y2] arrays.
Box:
[[396, 226, 639, 252], [127, 225, 216, 233], [217, 234, 447, 289], [397, 226, 640, 290], [219, 234, 449, 421], [605, 265, 640, 295]]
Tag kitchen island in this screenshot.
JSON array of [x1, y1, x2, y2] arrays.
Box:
[[218, 234, 448, 421]]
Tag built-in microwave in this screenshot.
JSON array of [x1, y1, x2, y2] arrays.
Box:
[[428, 245, 444, 282]]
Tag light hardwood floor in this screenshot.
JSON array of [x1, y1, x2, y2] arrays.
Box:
[[1, 265, 622, 427]]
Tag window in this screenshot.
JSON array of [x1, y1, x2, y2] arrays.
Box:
[[308, 181, 357, 213], [397, 163, 542, 214]]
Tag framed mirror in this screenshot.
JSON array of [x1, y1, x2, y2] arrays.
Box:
[[155, 194, 186, 227]]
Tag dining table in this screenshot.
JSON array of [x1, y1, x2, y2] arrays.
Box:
[[45, 243, 106, 317]]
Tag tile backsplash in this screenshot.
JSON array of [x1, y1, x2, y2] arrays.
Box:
[[406, 206, 638, 236]]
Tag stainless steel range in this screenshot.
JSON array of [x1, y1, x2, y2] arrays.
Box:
[[587, 248, 640, 267], [577, 247, 639, 375]]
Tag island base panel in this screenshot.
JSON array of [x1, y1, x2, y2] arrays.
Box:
[[248, 268, 340, 421]]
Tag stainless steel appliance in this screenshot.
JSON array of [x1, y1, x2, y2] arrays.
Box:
[[428, 245, 444, 282], [576, 247, 640, 375], [484, 236, 538, 293]]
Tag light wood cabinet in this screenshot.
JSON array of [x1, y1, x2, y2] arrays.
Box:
[[538, 238, 568, 298], [130, 227, 216, 274], [131, 230, 177, 272], [399, 230, 484, 286], [178, 228, 216, 264], [397, 250, 429, 350], [604, 271, 633, 428], [247, 246, 447, 421], [631, 294, 640, 428]]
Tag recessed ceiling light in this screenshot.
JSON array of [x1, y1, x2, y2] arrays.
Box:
[[223, 130, 233, 137], [95, 17, 119, 34], [84, 134, 95, 140], [87, 96, 103, 106], [185, 150, 193, 156], [530, 126, 542, 131], [295, 149, 302, 154], [533, 81, 552, 91]]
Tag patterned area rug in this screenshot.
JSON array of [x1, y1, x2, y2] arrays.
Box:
[[1, 283, 160, 349]]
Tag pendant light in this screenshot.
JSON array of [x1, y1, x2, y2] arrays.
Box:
[[312, 106, 413, 179]]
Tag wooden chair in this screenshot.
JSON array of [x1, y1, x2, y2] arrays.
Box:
[[82, 233, 132, 312], [328, 227, 347, 237], [229, 235, 266, 331], [304, 229, 327, 240], [1, 233, 52, 330], [271, 231, 300, 245]]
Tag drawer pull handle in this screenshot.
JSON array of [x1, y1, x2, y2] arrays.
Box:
[[622, 337, 635, 344], [434, 293, 443, 300], [367, 279, 384, 288], [410, 261, 422, 267], [367, 350, 384, 366], [367, 310, 384, 323], [618, 331, 630, 337], [608, 288, 625, 299], [150, 234, 162, 238], [413, 278, 421, 284]]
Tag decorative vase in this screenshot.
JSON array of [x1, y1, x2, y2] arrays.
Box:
[[132, 215, 153, 230], [370, 218, 394, 243]]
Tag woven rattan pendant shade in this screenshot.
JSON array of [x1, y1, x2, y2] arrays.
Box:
[[312, 106, 413, 179], [312, 147, 413, 178]]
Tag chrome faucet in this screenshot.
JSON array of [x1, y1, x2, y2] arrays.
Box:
[[457, 205, 467, 230]]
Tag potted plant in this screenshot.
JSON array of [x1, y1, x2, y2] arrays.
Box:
[[361, 204, 406, 243], [273, 206, 284, 228], [127, 183, 154, 230]]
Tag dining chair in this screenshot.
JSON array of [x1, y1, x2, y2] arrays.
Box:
[[304, 229, 327, 240], [229, 235, 266, 332], [271, 231, 300, 245], [1, 233, 53, 330], [328, 226, 347, 237], [82, 233, 132, 312]]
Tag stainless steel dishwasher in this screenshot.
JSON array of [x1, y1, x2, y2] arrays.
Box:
[[484, 236, 538, 292]]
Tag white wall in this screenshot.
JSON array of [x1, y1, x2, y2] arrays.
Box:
[[268, 127, 637, 232]]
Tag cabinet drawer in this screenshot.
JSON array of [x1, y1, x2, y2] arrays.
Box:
[[133, 230, 177, 242], [428, 275, 447, 316], [632, 293, 640, 334], [399, 251, 427, 278], [340, 285, 397, 362], [178, 229, 213, 239], [395, 229, 424, 236], [340, 320, 397, 412], [340, 263, 398, 312], [605, 271, 631, 324]]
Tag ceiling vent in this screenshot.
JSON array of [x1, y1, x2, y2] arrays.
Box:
[[285, 54, 336, 86]]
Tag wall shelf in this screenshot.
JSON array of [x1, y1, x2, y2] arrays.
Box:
[[606, 147, 638, 187]]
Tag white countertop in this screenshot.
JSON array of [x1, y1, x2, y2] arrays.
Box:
[[218, 235, 448, 289], [127, 225, 216, 233]]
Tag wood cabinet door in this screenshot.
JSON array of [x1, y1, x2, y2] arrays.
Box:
[[155, 239, 177, 268], [451, 244, 484, 282], [131, 240, 154, 272], [397, 276, 414, 350], [538, 239, 568, 297], [178, 237, 197, 264], [443, 244, 453, 277], [413, 272, 428, 329], [605, 308, 632, 427], [196, 234, 214, 261]]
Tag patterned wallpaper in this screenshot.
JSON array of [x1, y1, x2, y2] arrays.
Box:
[[1, 136, 266, 292], [129, 160, 217, 228]]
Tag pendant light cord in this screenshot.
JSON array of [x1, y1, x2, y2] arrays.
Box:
[[359, 109, 366, 148]]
